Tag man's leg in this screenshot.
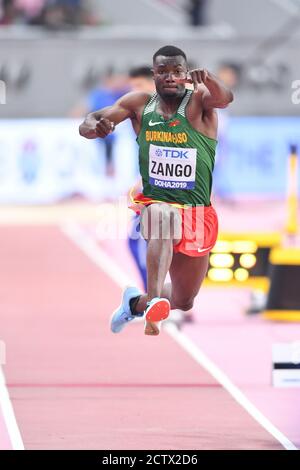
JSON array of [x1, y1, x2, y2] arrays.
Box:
[[113, 202, 209, 335], [111, 202, 182, 335], [133, 203, 181, 314], [134, 252, 208, 313], [156, 252, 208, 325], [169, 252, 209, 310]]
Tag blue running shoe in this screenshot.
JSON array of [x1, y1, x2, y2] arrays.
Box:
[[110, 286, 143, 333]]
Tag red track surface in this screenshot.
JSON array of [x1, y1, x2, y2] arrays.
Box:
[[0, 227, 284, 449]]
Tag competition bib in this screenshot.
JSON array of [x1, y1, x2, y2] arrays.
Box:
[[149, 144, 197, 190]]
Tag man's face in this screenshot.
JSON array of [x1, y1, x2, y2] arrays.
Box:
[[152, 55, 187, 98]]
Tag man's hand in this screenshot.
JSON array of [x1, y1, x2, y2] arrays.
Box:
[[175, 69, 209, 91], [175, 68, 233, 109], [187, 68, 209, 91], [79, 91, 147, 139], [95, 117, 115, 138], [79, 113, 116, 139]]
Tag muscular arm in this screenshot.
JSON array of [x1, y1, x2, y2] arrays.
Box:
[[186, 69, 234, 111], [79, 91, 149, 139], [200, 71, 234, 110]]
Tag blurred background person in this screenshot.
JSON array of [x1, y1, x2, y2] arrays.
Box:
[[31, 0, 84, 28], [186, 0, 208, 26], [128, 65, 154, 94], [15, 0, 45, 22], [127, 65, 155, 293], [213, 61, 241, 202], [71, 68, 129, 177], [0, 0, 19, 24], [0, 0, 98, 27]]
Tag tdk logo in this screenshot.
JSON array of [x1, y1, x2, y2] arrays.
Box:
[[155, 148, 188, 159]]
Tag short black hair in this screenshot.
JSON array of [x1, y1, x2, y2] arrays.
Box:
[[153, 45, 187, 62], [129, 66, 153, 79]]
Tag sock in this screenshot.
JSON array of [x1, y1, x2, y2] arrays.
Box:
[[129, 295, 143, 316]]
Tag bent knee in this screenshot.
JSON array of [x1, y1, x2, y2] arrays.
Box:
[[174, 297, 194, 311]]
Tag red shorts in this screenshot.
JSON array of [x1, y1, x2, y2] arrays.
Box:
[[130, 193, 218, 257]]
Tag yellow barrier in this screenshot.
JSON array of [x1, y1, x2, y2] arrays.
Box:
[[263, 145, 300, 322]]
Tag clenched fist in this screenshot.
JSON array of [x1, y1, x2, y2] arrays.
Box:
[[95, 117, 115, 138], [175, 68, 210, 91], [187, 68, 209, 88]]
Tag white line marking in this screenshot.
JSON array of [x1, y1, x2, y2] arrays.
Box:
[[164, 323, 298, 450], [61, 223, 135, 288], [62, 223, 298, 451], [0, 366, 24, 450]]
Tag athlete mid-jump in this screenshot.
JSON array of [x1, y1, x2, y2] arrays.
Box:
[[79, 45, 234, 336]]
